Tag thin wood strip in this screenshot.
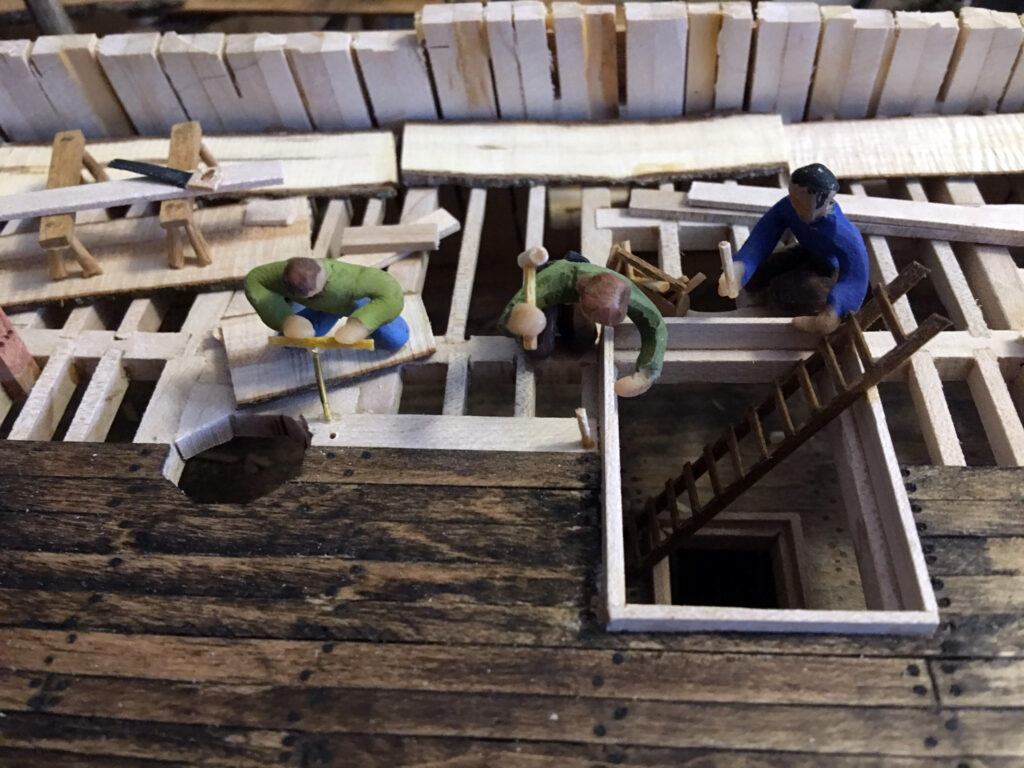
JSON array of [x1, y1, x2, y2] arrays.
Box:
[[665, 476, 679, 529], [702, 444, 722, 495], [820, 339, 848, 391], [847, 313, 876, 372], [445, 188, 488, 342], [773, 384, 796, 436], [874, 280, 908, 342], [795, 361, 820, 412], [62, 348, 128, 443], [748, 409, 769, 460], [725, 425, 745, 478], [682, 461, 701, 514]]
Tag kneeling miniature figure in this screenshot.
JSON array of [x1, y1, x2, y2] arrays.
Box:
[[718, 163, 869, 334], [244, 257, 409, 351], [498, 249, 667, 398]]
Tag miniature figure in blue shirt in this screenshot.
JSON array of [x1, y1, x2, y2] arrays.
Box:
[[717, 163, 869, 335]]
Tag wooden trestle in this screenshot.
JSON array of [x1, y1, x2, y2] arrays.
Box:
[[627, 261, 952, 577]]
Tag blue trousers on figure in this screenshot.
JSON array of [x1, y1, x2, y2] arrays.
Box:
[[293, 298, 409, 351]]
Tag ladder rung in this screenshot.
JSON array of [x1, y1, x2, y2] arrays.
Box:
[[795, 360, 820, 412], [874, 281, 908, 343], [847, 314, 875, 371], [682, 461, 701, 514], [726, 426, 745, 479], [703, 444, 722, 495], [665, 478, 680, 528], [646, 498, 660, 549], [774, 384, 796, 436], [819, 339, 847, 391], [748, 409, 769, 460]]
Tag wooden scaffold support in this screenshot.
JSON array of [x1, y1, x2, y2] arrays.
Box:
[[626, 261, 952, 577], [160, 121, 219, 268]]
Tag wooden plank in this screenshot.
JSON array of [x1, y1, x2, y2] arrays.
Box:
[[223, 33, 313, 132], [938, 8, 1024, 115], [748, 2, 820, 123], [6, 339, 78, 440], [444, 187, 487, 342], [485, 1, 555, 120], [552, 2, 618, 120], [906, 352, 966, 466], [623, 2, 686, 119], [62, 348, 128, 442], [338, 222, 439, 255], [966, 350, 1024, 467], [649, 182, 1024, 248], [714, 1, 753, 113], [0, 203, 311, 308], [220, 294, 436, 406], [874, 11, 958, 118], [785, 113, 1024, 178], [684, 1, 718, 116], [157, 33, 239, 134], [285, 32, 373, 131], [0, 40, 64, 142], [401, 115, 788, 186], [0, 132, 397, 200], [96, 33, 189, 135], [352, 31, 437, 125], [421, 3, 497, 120], [29, 34, 133, 138]]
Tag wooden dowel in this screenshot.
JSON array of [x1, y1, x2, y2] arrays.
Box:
[[795, 360, 820, 412], [703, 444, 722, 496], [774, 383, 796, 436], [819, 339, 847, 392], [184, 221, 213, 267], [67, 233, 102, 277], [682, 461, 701, 514], [726, 425, 745, 479], [748, 409, 769, 460], [847, 313, 875, 371], [874, 281, 907, 343]]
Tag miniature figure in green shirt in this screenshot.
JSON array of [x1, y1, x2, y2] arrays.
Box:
[[498, 249, 667, 398], [244, 257, 409, 350]]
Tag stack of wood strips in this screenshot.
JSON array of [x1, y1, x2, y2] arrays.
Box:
[[1, 3, 1023, 141]]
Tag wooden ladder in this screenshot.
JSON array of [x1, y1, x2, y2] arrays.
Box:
[[626, 261, 951, 577]]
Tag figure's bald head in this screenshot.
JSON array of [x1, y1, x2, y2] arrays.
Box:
[[577, 272, 630, 326], [282, 258, 326, 299]]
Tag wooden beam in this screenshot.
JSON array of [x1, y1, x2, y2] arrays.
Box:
[[63, 348, 128, 442], [285, 32, 373, 131], [7, 339, 78, 440], [339, 223, 440, 256], [938, 7, 1024, 115], [623, 2, 686, 120], [714, 2, 753, 113], [874, 11, 958, 118], [401, 115, 788, 186], [748, 2, 820, 123], [352, 30, 437, 125], [420, 2, 497, 120], [0, 161, 284, 222]]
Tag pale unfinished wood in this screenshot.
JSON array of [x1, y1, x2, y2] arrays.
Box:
[[63, 348, 129, 442], [806, 8, 894, 121], [173, 382, 239, 459], [551, 2, 618, 120], [874, 11, 958, 118], [387, 188, 438, 296], [967, 350, 1024, 467], [96, 33, 189, 135], [512, 184, 545, 418], [657, 182, 682, 279], [29, 34, 133, 138], [421, 3, 497, 120], [444, 188, 487, 343], [1000, 23, 1024, 113], [223, 33, 313, 132], [116, 297, 168, 338], [685, 2, 718, 116], [339, 208, 459, 270], [7, 339, 78, 441], [285, 32, 373, 131], [401, 115, 787, 186], [157, 33, 241, 134], [748, 2, 821, 123], [352, 31, 437, 125], [785, 113, 1024, 178], [638, 182, 1024, 248], [939, 8, 1024, 115], [243, 198, 301, 227], [339, 222, 440, 256], [485, 1, 555, 120], [0, 203, 311, 308], [0, 40, 64, 142], [311, 199, 351, 261], [0, 161, 283, 222], [221, 294, 436, 406], [715, 2, 753, 113], [0, 132, 397, 199], [581, 188, 612, 266], [623, 2, 686, 119]]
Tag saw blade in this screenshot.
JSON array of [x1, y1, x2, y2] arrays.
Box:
[[107, 158, 193, 188]]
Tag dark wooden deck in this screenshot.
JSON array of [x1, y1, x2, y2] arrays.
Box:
[[0, 440, 1022, 766]]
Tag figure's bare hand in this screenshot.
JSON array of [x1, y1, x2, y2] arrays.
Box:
[[334, 317, 371, 344], [793, 308, 841, 335], [506, 303, 547, 337], [281, 314, 315, 339], [717, 260, 745, 299], [614, 371, 653, 398]]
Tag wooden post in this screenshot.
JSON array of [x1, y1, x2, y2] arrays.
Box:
[[0, 306, 40, 399], [160, 121, 215, 268], [39, 130, 103, 280]]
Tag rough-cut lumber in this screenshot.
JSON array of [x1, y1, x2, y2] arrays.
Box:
[[874, 11, 958, 117], [63, 348, 129, 442], [938, 8, 1024, 115], [0, 203, 311, 308], [0, 161, 283, 222], [0, 40, 65, 142], [623, 2, 686, 119], [748, 2, 821, 123], [224, 33, 313, 133], [0, 132, 397, 199], [285, 32, 373, 131], [551, 2, 618, 120], [29, 34, 133, 139], [401, 115, 787, 186], [157, 33, 242, 134], [684, 2, 718, 116], [352, 31, 437, 125], [420, 3, 497, 120], [635, 182, 1024, 247], [96, 33, 189, 136], [338, 223, 440, 255], [484, 1, 555, 120], [714, 2, 753, 113], [785, 113, 1024, 179], [220, 295, 436, 406], [339, 208, 458, 270]]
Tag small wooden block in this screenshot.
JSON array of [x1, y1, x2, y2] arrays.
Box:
[[338, 222, 440, 255], [244, 198, 301, 227]]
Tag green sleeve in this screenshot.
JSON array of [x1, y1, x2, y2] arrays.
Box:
[[626, 287, 667, 381], [497, 261, 583, 332], [344, 264, 405, 332], [244, 261, 294, 332]]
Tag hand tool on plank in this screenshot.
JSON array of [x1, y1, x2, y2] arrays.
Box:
[[268, 336, 376, 422], [108, 158, 223, 192]]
